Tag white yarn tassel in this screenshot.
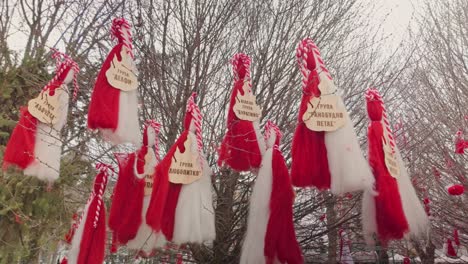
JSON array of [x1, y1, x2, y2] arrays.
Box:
[[325, 96, 374, 194], [240, 131, 276, 264], [172, 131, 216, 244], [395, 149, 429, 238], [127, 196, 167, 253]]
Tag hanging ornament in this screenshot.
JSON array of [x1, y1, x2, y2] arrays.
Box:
[[445, 238, 458, 258], [217, 53, 265, 172], [432, 167, 441, 179], [423, 197, 431, 216], [290, 38, 373, 193], [447, 184, 464, 196], [338, 229, 354, 264], [240, 121, 303, 264], [109, 120, 166, 255], [2, 49, 79, 182], [403, 257, 410, 264], [455, 130, 467, 154], [362, 89, 428, 245], [146, 93, 215, 244], [87, 17, 139, 144], [67, 163, 111, 264], [64, 212, 80, 244]]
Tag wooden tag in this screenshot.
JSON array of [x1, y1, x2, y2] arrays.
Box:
[[105, 47, 138, 91], [302, 95, 346, 131], [168, 135, 202, 184], [302, 73, 346, 131], [27, 88, 64, 124], [383, 127, 400, 178], [144, 174, 153, 196], [233, 80, 262, 121], [143, 152, 155, 196]]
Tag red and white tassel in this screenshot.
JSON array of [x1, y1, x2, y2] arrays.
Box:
[[3, 49, 78, 182], [146, 93, 215, 244], [67, 163, 111, 264], [291, 38, 373, 194], [241, 120, 302, 264], [362, 89, 428, 245], [109, 120, 166, 255], [217, 53, 265, 172], [64, 212, 80, 244], [339, 230, 354, 264], [87, 17, 139, 144]]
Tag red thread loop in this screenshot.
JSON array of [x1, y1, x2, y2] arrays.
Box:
[[296, 38, 332, 93], [43, 48, 80, 100], [93, 163, 112, 228], [186, 93, 204, 169], [111, 18, 134, 59], [264, 120, 282, 146], [145, 119, 162, 161], [231, 53, 251, 81]]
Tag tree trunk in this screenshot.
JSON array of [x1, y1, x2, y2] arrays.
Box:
[[326, 193, 338, 263]]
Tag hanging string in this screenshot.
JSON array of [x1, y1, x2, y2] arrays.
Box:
[[231, 53, 252, 95], [296, 38, 333, 94], [365, 88, 397, 153], [145, 119, 162, 161], [111, 17, 134, 59], [264, 120, 282, 149], [93, 163, 113, 228], [186, 92, 204, 169], [44, 48, 80, 100], [73, 163, 113, 231]]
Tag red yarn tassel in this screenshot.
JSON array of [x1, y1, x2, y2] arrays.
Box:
[[109, 153, 145, 248], [446, 238, 457, 257], [68, 164, 110, 264], [218, 53, 263, 172], [264, 142, 303, 264], [366, 89, 408, 244], [87, 43, 122, 131], [2, 107, 37, 170], [146, 130, 187, 240], [291, 40, 331, 188]]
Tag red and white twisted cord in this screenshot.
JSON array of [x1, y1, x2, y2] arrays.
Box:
[[231, 53, 251, 82], [365, 88, 396, 153], [145, 119, 162, 160], [45, 48, 80, 100], [73, 163, 111, 230], [111, 18, 134, 59], [186, 93, 204, 168], [296, 38, 332, 92], [264, 120, 282, 145], [92, 163, 112, 228]]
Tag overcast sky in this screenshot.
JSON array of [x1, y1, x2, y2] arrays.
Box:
[[7, 0, 419, 53]]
